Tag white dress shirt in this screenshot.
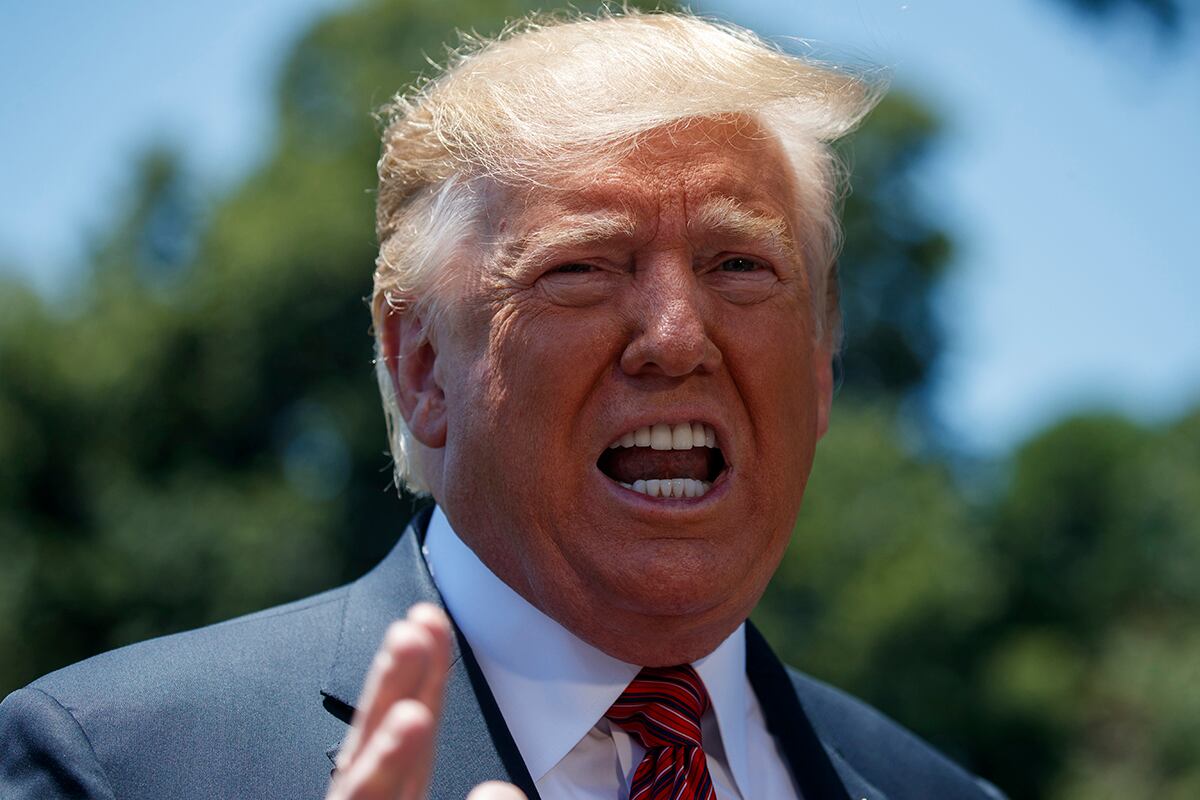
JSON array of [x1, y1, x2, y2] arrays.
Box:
[[423, 507, 802, 799]]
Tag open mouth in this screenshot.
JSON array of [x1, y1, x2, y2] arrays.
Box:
[[596, 421, 727, 499]]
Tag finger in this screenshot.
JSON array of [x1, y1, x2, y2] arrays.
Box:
[[406, 603, 452, 717], [467, 782, 529, 800], [328, 699, 434, 800], [338, 620, 434, 769], [398, 603, 453, 798]]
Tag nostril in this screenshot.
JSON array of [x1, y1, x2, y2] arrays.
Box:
[[618, 327, 721, 378]]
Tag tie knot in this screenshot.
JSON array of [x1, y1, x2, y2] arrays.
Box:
[[606, 664, 710, 750]]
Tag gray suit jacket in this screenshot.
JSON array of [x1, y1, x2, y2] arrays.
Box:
[[0, 507, 1004, 799]]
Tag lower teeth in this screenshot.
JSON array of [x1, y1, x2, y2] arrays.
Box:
[[618, 478, 712, 498]]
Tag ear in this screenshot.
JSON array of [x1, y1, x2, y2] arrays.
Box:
[[814, 344, 834, 440], [380, 307, 447, 448]]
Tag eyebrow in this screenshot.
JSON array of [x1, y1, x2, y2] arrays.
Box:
[[492, 197, 798, 277], [522, 212, 639, 252], [494, 211, 639, 275], [688, 196, 797, 261]]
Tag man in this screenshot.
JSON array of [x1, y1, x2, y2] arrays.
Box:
[[0, 11, 1004, 800]]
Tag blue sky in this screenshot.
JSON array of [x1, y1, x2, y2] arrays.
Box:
[[2, 0, 1197, 453]]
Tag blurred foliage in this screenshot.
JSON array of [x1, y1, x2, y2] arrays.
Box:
[[0, 1, 1197, 799], [835, 92, 951, 399], [756, 406, 1200, 799], [1051, 0, 1194, 36]]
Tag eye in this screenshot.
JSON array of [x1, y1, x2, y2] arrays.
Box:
[[553, 263, 595, 274], [536, 261, 618, 307], [705, 254, 779, 305], [719, 257, 763, 273]]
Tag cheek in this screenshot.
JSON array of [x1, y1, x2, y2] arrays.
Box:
[[723, 308, 821, 480], [497, 300, 619, 383], [460, 304, 619, 471]]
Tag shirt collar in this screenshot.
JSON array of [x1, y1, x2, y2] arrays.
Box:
[[423, 507, 750, 794], [694, 622, 750, 797]]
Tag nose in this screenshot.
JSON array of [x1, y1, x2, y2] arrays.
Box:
[[619, 257, 722, 378]]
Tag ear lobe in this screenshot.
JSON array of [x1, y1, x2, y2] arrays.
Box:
[[814, 346, 834, 440], [380, 308, 447, 448]]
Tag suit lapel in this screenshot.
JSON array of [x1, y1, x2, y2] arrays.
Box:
[[321, 511, 878, 800], [320, 506, 540, 799], [746, 621, 860, 800]]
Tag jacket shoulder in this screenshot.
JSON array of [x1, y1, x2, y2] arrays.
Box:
[[1, 587, 353, 800], [788, 668, 1006, 800], [0, 686, 117, 799], [29, 586, 350, 709]]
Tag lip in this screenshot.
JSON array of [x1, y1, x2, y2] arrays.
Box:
[[593, 459, 734, 517]]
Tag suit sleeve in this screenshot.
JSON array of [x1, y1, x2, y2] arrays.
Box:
[[0, 687, 117, 800], [977, 776, 1009, 799]]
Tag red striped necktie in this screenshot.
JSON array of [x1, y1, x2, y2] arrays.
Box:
[[606, 664, 717, 800]]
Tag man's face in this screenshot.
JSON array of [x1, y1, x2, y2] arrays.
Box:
[[407, 118, 832, 663]]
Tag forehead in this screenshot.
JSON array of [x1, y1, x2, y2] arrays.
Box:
[[490, 117, 798, 235]]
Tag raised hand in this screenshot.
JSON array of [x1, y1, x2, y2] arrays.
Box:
[[326, 603, 525, 800]]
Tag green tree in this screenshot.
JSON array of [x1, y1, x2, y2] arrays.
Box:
[[754, 400, 1001, 766], [835, 93, 952, 399], [980, 411, 1200, 799], [1052, 0, 1192, 37], [755, 404, 1200, 800]]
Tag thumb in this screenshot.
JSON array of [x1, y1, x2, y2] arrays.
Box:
[[466, 781, 527, 800]]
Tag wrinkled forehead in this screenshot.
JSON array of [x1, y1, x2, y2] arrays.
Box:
[[479, 117, 800, 243]]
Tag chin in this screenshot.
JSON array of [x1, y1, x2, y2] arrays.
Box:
[[584, 603, 745, 666], [605, 556, 752, 618]]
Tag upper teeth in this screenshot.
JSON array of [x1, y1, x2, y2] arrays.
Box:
[[609, 422, 717, 451]]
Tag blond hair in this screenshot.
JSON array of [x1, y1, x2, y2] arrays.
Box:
[[371, 9, 883, 494]]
